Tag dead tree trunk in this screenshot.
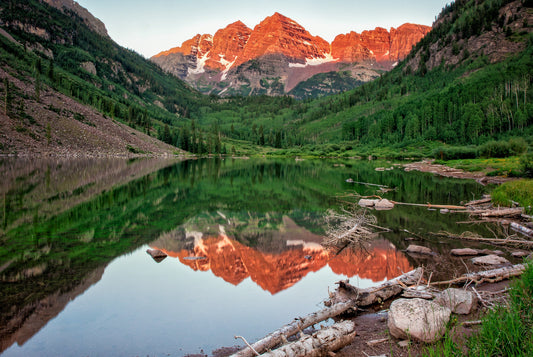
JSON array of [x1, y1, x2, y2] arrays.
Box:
[[230, 301, 354, 357], [431, 264, 526, 286], [326, 267, 423, 307], [260, 321, 356, 357]]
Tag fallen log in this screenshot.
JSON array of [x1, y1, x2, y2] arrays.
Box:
[[260, 320, 356, 357], [470, 208, 524, 217], [465, 197, 492, 206], [430, 231, 533, 248], [392, 201, 467, 210], [326, 267, 423, 307], [229, 301, 354, 357], [430, 264, 526, 286], [510, 222, 533, 237]]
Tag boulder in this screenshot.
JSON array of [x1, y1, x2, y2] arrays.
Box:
[[434, 288, 477, 315], [450, 248, 479, 256], [146, 248, 167, 262], [375, 199, 395, 210], [406, 244, 433, 255], [358, 199, 378, 207], [388, 298, 451, 343], [471, 254, 510, 266]]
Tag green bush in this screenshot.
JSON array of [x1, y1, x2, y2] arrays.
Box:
[[479, 138, 527, 158]]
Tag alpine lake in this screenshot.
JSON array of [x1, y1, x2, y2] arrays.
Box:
[[0, 157, 520, 356]]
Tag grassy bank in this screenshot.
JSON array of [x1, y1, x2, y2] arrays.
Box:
[[491, 179, 533, 214], [424, 262, 533, 356]]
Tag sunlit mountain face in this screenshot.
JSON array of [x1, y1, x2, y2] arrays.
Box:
[[150, 215, 412, 294]]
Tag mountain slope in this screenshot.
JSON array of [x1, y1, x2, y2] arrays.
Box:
[[0, 0, 211, 155], [151, 13, 430, 98]]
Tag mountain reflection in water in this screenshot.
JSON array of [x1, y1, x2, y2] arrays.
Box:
[[151, 217, 412, 295]]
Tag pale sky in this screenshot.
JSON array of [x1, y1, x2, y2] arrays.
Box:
[[76, 0, 450, 58]]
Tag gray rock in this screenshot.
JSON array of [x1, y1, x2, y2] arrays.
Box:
[[406, 244, 433, 255], [358, 198, 378, 207], [375, 199, 395, 210], [434, 288, 477, 314], [388, 298, 451, 343], [146, 248, 167, 263], [450, 248, 479, 256], [471, 254, 510, 265]]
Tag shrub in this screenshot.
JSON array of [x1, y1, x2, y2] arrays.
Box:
[[479, 138, 528, 158]]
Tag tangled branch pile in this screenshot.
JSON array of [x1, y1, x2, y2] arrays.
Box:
[[322, 208, 379, 247]]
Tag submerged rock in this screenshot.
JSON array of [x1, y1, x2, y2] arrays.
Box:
[[450, 248, 479, 256], [388, 298, 451, 343], [146, 248, 167, 263], [471, 254, 510, 266], [406, 244, 433, 255], [434, 288, 477, 314]]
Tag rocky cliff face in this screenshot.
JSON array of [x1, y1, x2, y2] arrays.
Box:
[[151, 13, 430, 98]]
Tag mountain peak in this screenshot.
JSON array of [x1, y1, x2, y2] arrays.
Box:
[[43, 0, 109, 38]]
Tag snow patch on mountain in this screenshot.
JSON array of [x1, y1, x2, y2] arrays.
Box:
[[188, 52, 210, 74], [288, 53, 337, 68]]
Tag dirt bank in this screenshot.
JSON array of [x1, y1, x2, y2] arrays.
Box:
[[404, 160, 513, 184]]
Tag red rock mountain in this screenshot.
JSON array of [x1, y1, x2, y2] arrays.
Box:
[[153, 13, 429, 70], [151, 13, 430, 96]]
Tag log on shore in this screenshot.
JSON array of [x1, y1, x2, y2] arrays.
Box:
[[510, 222, 533, 237], [260, 320, 356, 357], [465, 197, 492, 206], [473, 208, 524, 217], [230, 301, 354, 357], [431, 264, 526, 286], [326, 267, 423, 307]]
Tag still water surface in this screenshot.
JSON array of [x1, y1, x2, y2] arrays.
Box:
[[0, 157, 489, 356]]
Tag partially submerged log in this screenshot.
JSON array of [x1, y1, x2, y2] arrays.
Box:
[[230, 301, 354, 357], [469, 207, 524, 217], [431, 231, 533, 249], [431, 264, 526, 286], [326, 267, 423, 307], [510, 222, 533, 237], [260, 320, 356, 357]]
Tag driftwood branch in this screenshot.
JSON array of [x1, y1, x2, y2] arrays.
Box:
[[260, 321, 356, 357], [230, 301, 354, 357], [430, 231, 533, 248], [430, 264, 526, 286], [464, 197, 492, 206]]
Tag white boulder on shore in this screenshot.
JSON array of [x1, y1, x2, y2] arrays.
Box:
[[388, 298, 451, 343], [434, 288, 477, 315]]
